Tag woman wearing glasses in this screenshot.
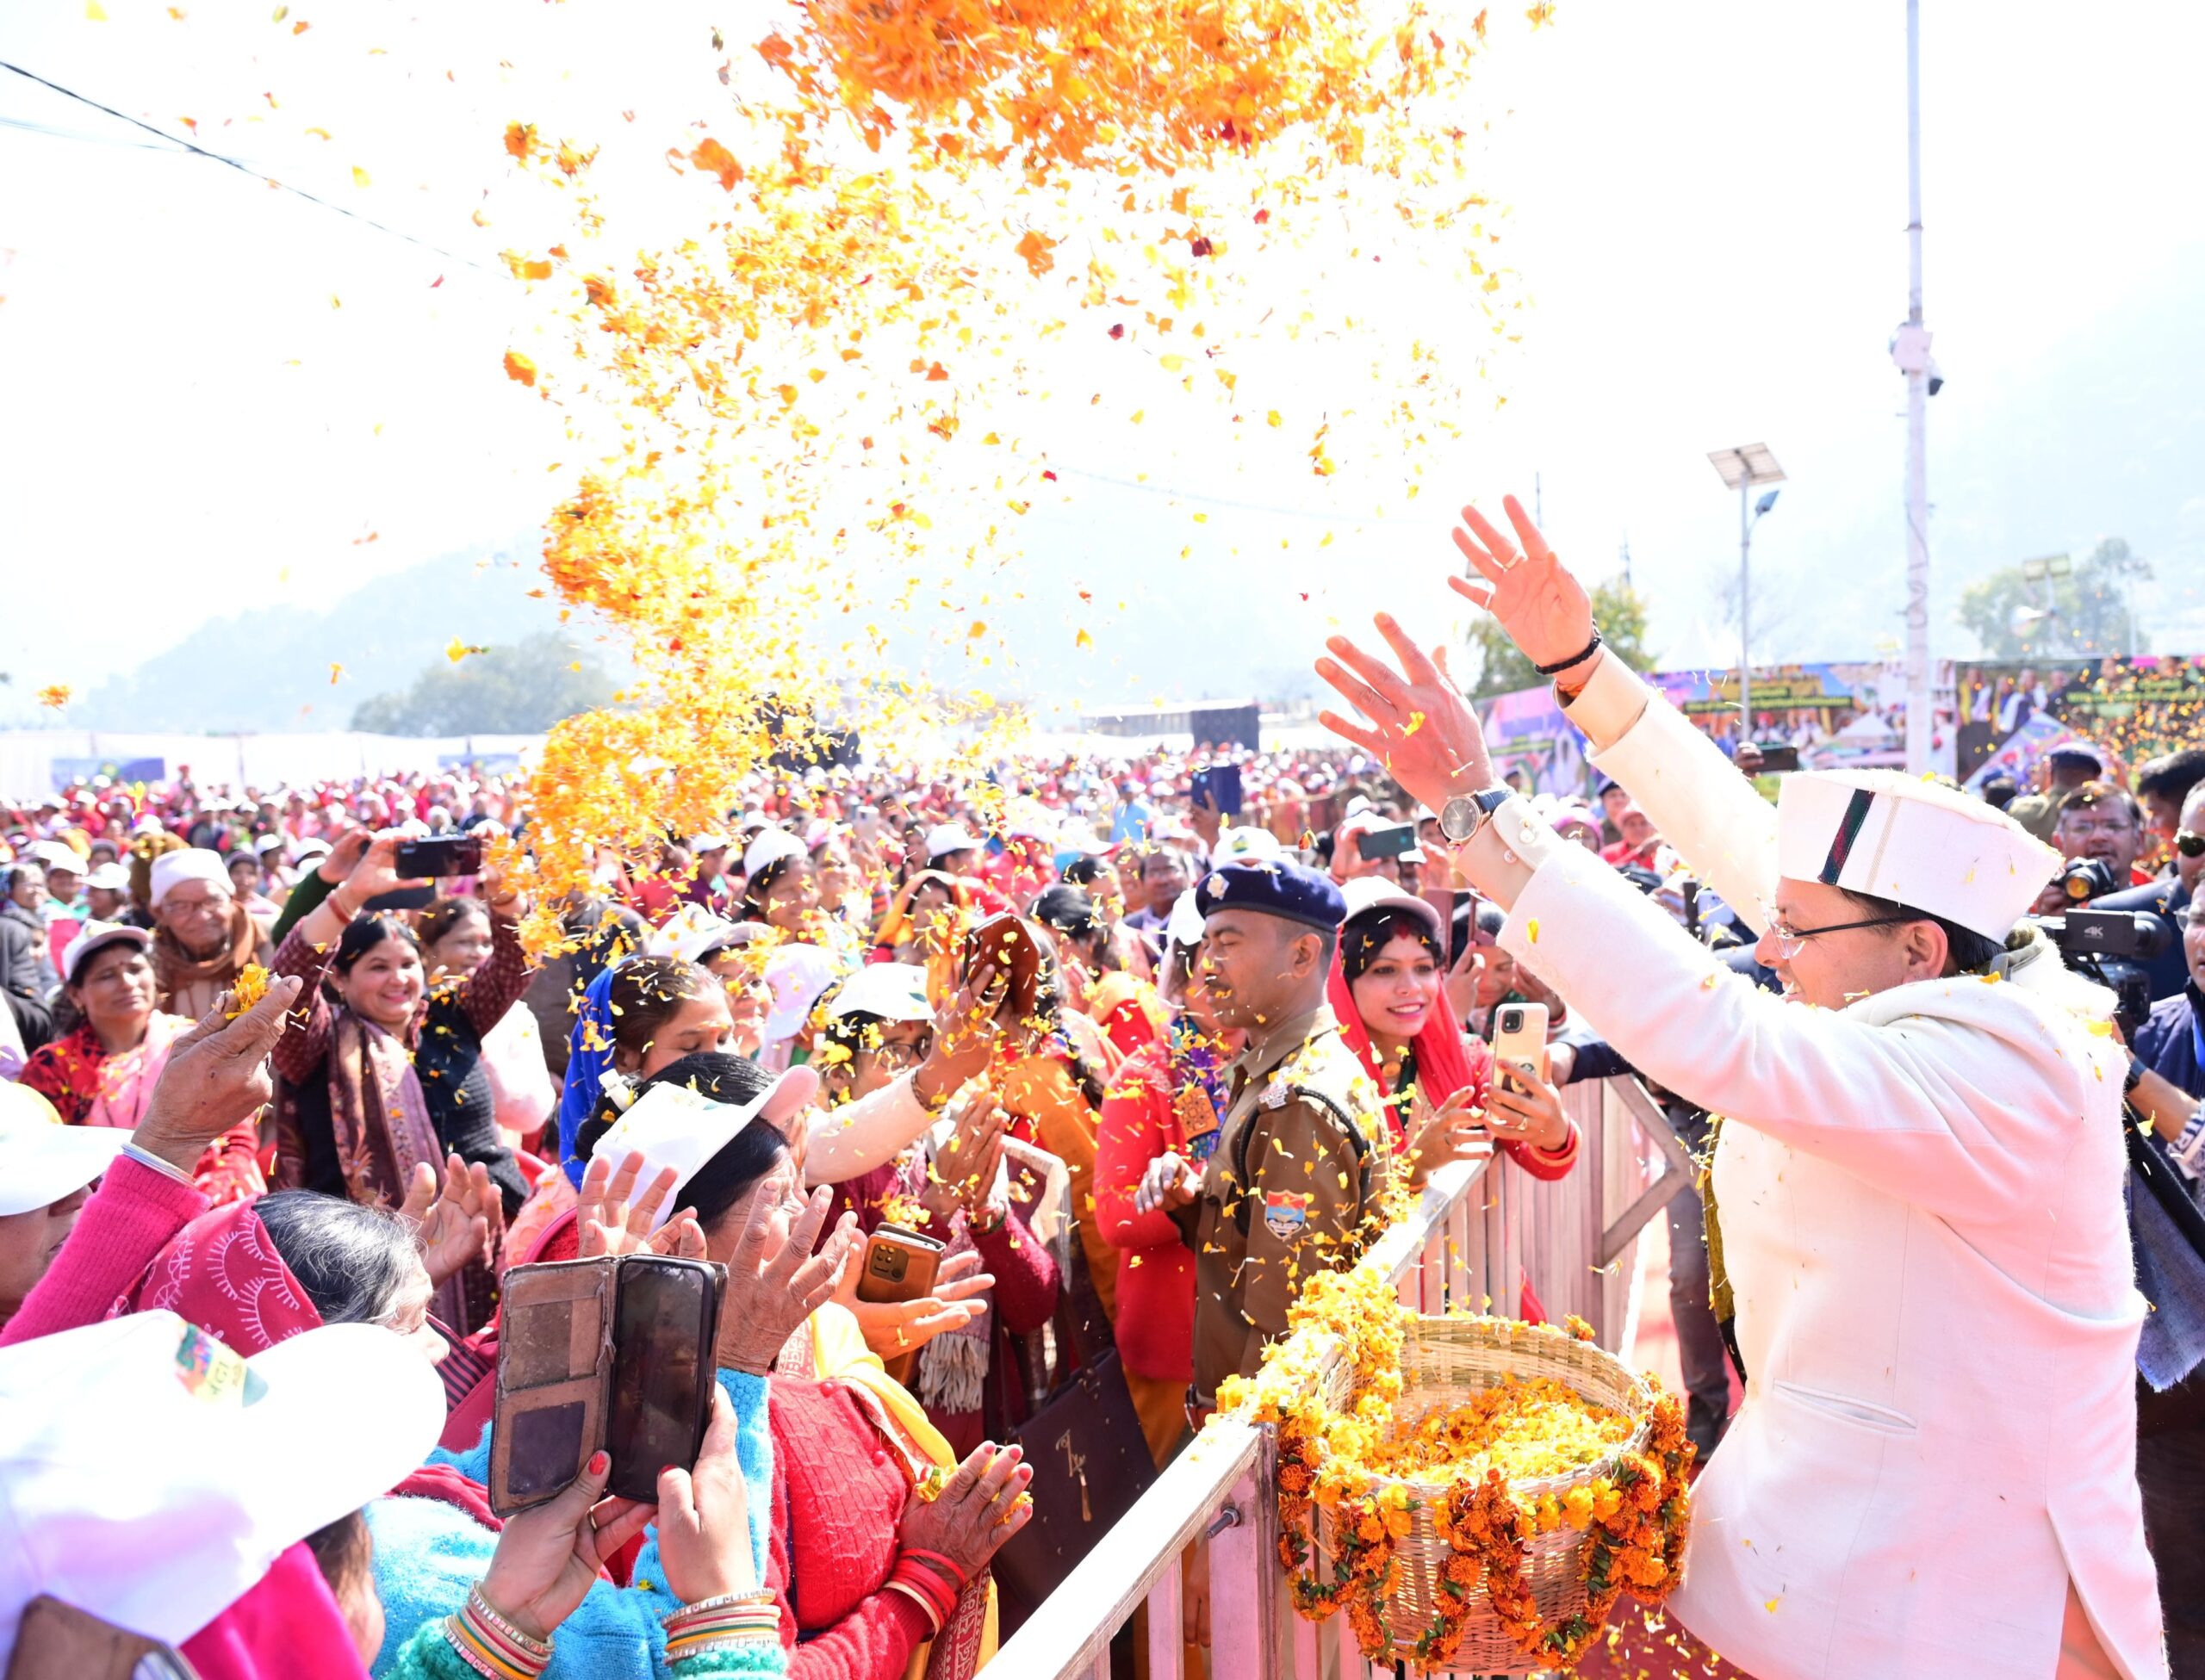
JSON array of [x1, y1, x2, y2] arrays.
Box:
[[1317, 495, 2168, 1680]]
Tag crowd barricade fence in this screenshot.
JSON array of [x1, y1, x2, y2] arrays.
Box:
[[992, 1076, 1693, 1680]]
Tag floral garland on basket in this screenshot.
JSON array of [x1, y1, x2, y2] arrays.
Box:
[[1224, 1275, 1694, 1673]]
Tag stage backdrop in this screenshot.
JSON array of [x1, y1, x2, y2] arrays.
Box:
[[1955, 656, 2205, 786], [1480, 660, 1958, 797]]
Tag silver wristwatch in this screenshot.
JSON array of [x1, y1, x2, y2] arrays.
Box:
[[1437, 787, 1514, 845]]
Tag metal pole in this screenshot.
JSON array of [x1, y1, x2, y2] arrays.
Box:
[[1903, 0, 1932, 773], [1739, 476, 1753, 743]]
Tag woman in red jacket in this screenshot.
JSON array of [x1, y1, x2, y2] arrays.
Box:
[[1094, 901, 1243, 1467]]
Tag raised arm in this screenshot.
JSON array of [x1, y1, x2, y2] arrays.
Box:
[[452, 879, 535, 1038], [1311, 494, 2115, 1225]]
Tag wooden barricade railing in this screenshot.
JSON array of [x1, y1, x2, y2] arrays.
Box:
[[990, 1077, 1691, 1680]]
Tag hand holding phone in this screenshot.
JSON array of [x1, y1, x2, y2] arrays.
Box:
[[490, 1255, 727, 1516], [394, 834, 484, 881]]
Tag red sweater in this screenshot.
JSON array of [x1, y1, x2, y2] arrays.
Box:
[[823, 1162, 1059, 1457], [1092, 1042, 1197, 1386], [767, 1378, 935, 1679]]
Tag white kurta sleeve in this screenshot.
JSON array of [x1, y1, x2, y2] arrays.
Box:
[[800, 1070, 931, 1185], [1496, 843, 2101, 1227], [1562, 652, 1781, 935]]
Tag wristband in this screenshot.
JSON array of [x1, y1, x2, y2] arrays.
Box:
[[2125, 1056, 2146, 1095], [1533, 627, 1603, 678], [966, 1201, 1007, 1237]]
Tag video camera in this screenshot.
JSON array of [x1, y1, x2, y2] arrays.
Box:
[[2030, 905, 2172, 1037]]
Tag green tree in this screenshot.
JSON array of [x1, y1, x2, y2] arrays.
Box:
[[1955, 538, 2150, 660], [351, 634, 616, 735], [1463, 577, 1657, 700]]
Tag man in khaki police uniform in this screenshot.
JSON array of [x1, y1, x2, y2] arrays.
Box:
[[1134, 859, 1391, 1414]]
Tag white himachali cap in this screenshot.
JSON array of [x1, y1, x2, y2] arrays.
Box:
[[0, 1313, 444, 1663], [827, 963, 931, 1024], [925, 822, 981, 859], [1212, 827, 1283, 864], [592, 1068, 819, 1232], [29, 842, 81, 876], [59, 920, 153, 988], [742, 827, 807, 882], [148, 849, 231, 909], [761, 944, 838, 1045], [1775, 769, 2062, 941], [0, 1088, 127, 1215], [648, 903, 757, 967]]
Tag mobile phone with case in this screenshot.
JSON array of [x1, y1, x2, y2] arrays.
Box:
[[490, 1255, 726, 1514], [854, 1224, 947, 1386], [1489, 1001, 1550, 1085]]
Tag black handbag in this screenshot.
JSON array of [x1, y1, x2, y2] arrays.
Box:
[[987, 1244, 1158, 1628]]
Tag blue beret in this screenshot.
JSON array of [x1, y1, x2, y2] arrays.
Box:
[[1195, 859, 1346, 933]]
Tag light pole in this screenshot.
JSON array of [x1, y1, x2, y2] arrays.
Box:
[[1889, 0, 1941, 774], [1708, 443, 1786, 747]]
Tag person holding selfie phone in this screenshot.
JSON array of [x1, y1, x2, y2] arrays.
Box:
[[271, 833, 533, 1330], [1326, 877, 1577, 1191], [1318, 495, 2167, 1680]]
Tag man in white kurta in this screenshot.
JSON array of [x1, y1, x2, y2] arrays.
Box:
[[1314, 499, 2168, 1679]]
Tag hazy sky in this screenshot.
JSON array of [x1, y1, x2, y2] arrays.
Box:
[[3, 0, 2200, 725]]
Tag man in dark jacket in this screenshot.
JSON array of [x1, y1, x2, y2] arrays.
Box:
[[2098, 779, 2205, 1004], [0, 868, 53, 1056]]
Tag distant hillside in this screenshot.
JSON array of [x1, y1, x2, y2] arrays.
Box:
[[72, 541, 587, 733]]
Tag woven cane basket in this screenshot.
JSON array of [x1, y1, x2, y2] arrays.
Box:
[[1303, 1316, 1657, 1675]]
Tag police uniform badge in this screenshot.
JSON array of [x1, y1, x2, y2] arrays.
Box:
[[1262, 1188, 1313, 1241]]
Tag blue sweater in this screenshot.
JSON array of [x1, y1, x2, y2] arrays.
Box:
[[368, 1369, 775, 1680]]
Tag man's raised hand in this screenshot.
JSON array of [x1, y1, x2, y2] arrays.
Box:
[[1447, 494, 1598, 673]]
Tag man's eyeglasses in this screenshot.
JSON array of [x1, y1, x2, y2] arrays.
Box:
[[2059, 817, 2135, 839], [871, 1035, 932, 1071], [1764, 913, 1916, 960], [2176, 829, 2205, 859]]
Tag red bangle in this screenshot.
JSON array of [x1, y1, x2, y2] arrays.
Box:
[[898, 1547, 970, 1585]]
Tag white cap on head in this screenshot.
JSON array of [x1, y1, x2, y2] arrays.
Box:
[[1336, 876, 1444, 943], [925, 822, 980, 860], [1213, 827, 1283, 865], [1775, 769, 2061, 940], [590, 1069, 819, 1232], [647, 903, 756, 968], [0, 1313, 444, 1661], [742, 828, 806, 883], [761, 945, 839, 1045], [148, 849, 230, 910], [81, 862, 131, 893], [29, 842, 80, 877], [59, 921, 152, 988], [1164, 889, 1206, 954], [0, 1087, 126, 1215], [827, 963, 931, 1024], [688, 834, 730, 855]]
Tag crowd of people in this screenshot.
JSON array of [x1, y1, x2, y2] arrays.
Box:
[[3, 532, 2202, 1676]]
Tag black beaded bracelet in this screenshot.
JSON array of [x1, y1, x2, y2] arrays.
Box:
[[1534, 627, 1604, 677]]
